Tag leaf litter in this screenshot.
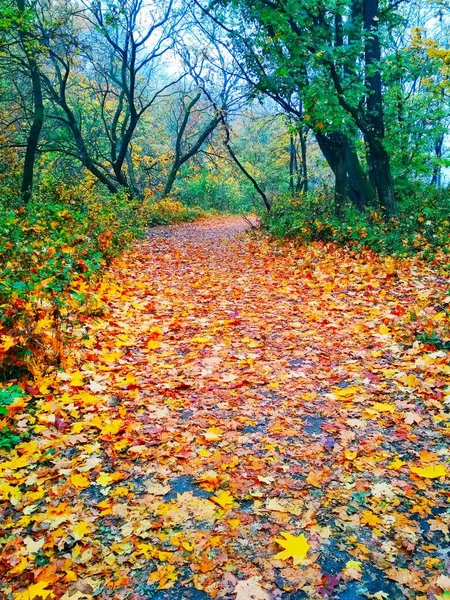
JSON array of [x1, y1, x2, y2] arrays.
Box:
[[0, 216, 449, 600]]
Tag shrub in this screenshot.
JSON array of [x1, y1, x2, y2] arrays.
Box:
[[147, 197, 206, 225], [0, 385, 25, 450], [263, 184, 450, 257], [0, 180, 151, 379]]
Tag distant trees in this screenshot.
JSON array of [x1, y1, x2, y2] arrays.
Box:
[[194, 0, 449, 217], [0, 0, 447, 214]]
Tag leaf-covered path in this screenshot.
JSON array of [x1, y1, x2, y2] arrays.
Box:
[[1, 216, 450, 600]]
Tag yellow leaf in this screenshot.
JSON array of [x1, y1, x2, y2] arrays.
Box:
[[273, 532, 310, 566], [387, 458, 405, 470], [148, 564, 178, 589], [365, 402, 396, 415], [378, 325, 390, 335], [333, 386, 360, 398], [96, 473, 115, 487], [210, 490, 234, 510], [101, 350, 122, 363], [360, 510, 382, 527], [0, 334, 16, 351], [69, 371, 84, 387], [13, 581, 54, 600], [343, 559, 363, 580], [70, 473, 90, 489], [71, 521, 92, 541], [204, 426, 223, 441], [102, 420, 122, 435], [410, 464, 447, 479], [344, 449, 358, 460], [0, 482, 23, 505], [9, 556, 28, 576], [191, 336, 212, 344], [147, 340, 161, 350]]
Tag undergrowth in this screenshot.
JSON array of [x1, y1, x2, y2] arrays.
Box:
[[263, 185, 450, 258], [0, 179, 152, 380], [147, 197, 207, 225]]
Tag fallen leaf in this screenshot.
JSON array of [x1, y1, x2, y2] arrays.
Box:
[[273, 532, 310, 565]]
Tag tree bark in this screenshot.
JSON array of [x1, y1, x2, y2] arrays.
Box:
[[17, 0, 44, 204], [362, 0, 398, 216], [316, 132, 376, 210], [298, 126, 308, 194], [334, 149, 347, 218]]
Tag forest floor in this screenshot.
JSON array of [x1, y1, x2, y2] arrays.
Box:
[[1, 216, 450, 600]]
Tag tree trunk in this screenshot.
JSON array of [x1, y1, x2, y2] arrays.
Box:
[[297, 126, 308, 194], [344, 141, 377, 209], [363, 0, 397, 217], [222, 116, 271, 211], [334, 150, 347, 218], [369, 141, 397, 217], [21, 64, 44, 204], [289, 132, 296, 195], [163, 165, 179, 197], [17, 0, 44, 205], [316, 132, 375, 210]]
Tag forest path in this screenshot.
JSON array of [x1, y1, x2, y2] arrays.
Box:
[[2, 216, 449, 600]]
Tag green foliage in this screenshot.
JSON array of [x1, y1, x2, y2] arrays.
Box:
[[416, 331, 450, 351], [0, 385, 25, 450], [0, 178, 152, 377], [0, 385, 23, 415], [263, 185, 450, 257], [0, 427, 21, 450], [178, 169, 255, 213]]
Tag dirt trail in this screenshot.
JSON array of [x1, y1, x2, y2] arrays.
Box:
[[1, 216, 449, 600]]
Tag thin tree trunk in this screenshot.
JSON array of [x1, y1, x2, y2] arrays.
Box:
[[297, 127, 308, 194], [289, 132, 296, 195], [334, 146, 347, 217], [222, 117, 270, 211], [17, 0, 44, 204]]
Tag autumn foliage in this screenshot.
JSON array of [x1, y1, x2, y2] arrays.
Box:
[[0, 217, 449, 599], [0, 180, 152, 380]]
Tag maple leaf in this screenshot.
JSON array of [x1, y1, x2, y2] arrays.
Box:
[[0, 334, 15, 351], [71, 521, 93, 540], [343, 560, 363, 580], [235, 577, 271, 600], [361, 510, 382, 528], [70, 473, 90, 489], [365, 402, 396, 415], [148, 564, 179, 589], [210, 490, 234, 510], [147, 340, 161, 350], [204, 426, 223, 441], [23, 536, 45, 555], [69, 371, 84, 387], [273, 532, 310, 565], [13, 581, 54, 600], [344, 448, 358, 460], [96, 472, 116, 486], [387, 457, 405, 470], [410, 464, 447, 479]]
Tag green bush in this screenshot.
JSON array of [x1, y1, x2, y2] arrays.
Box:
[[0, 385, 25, 450], [263, 184, 450, 257], [0, 179, 151, 378]]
